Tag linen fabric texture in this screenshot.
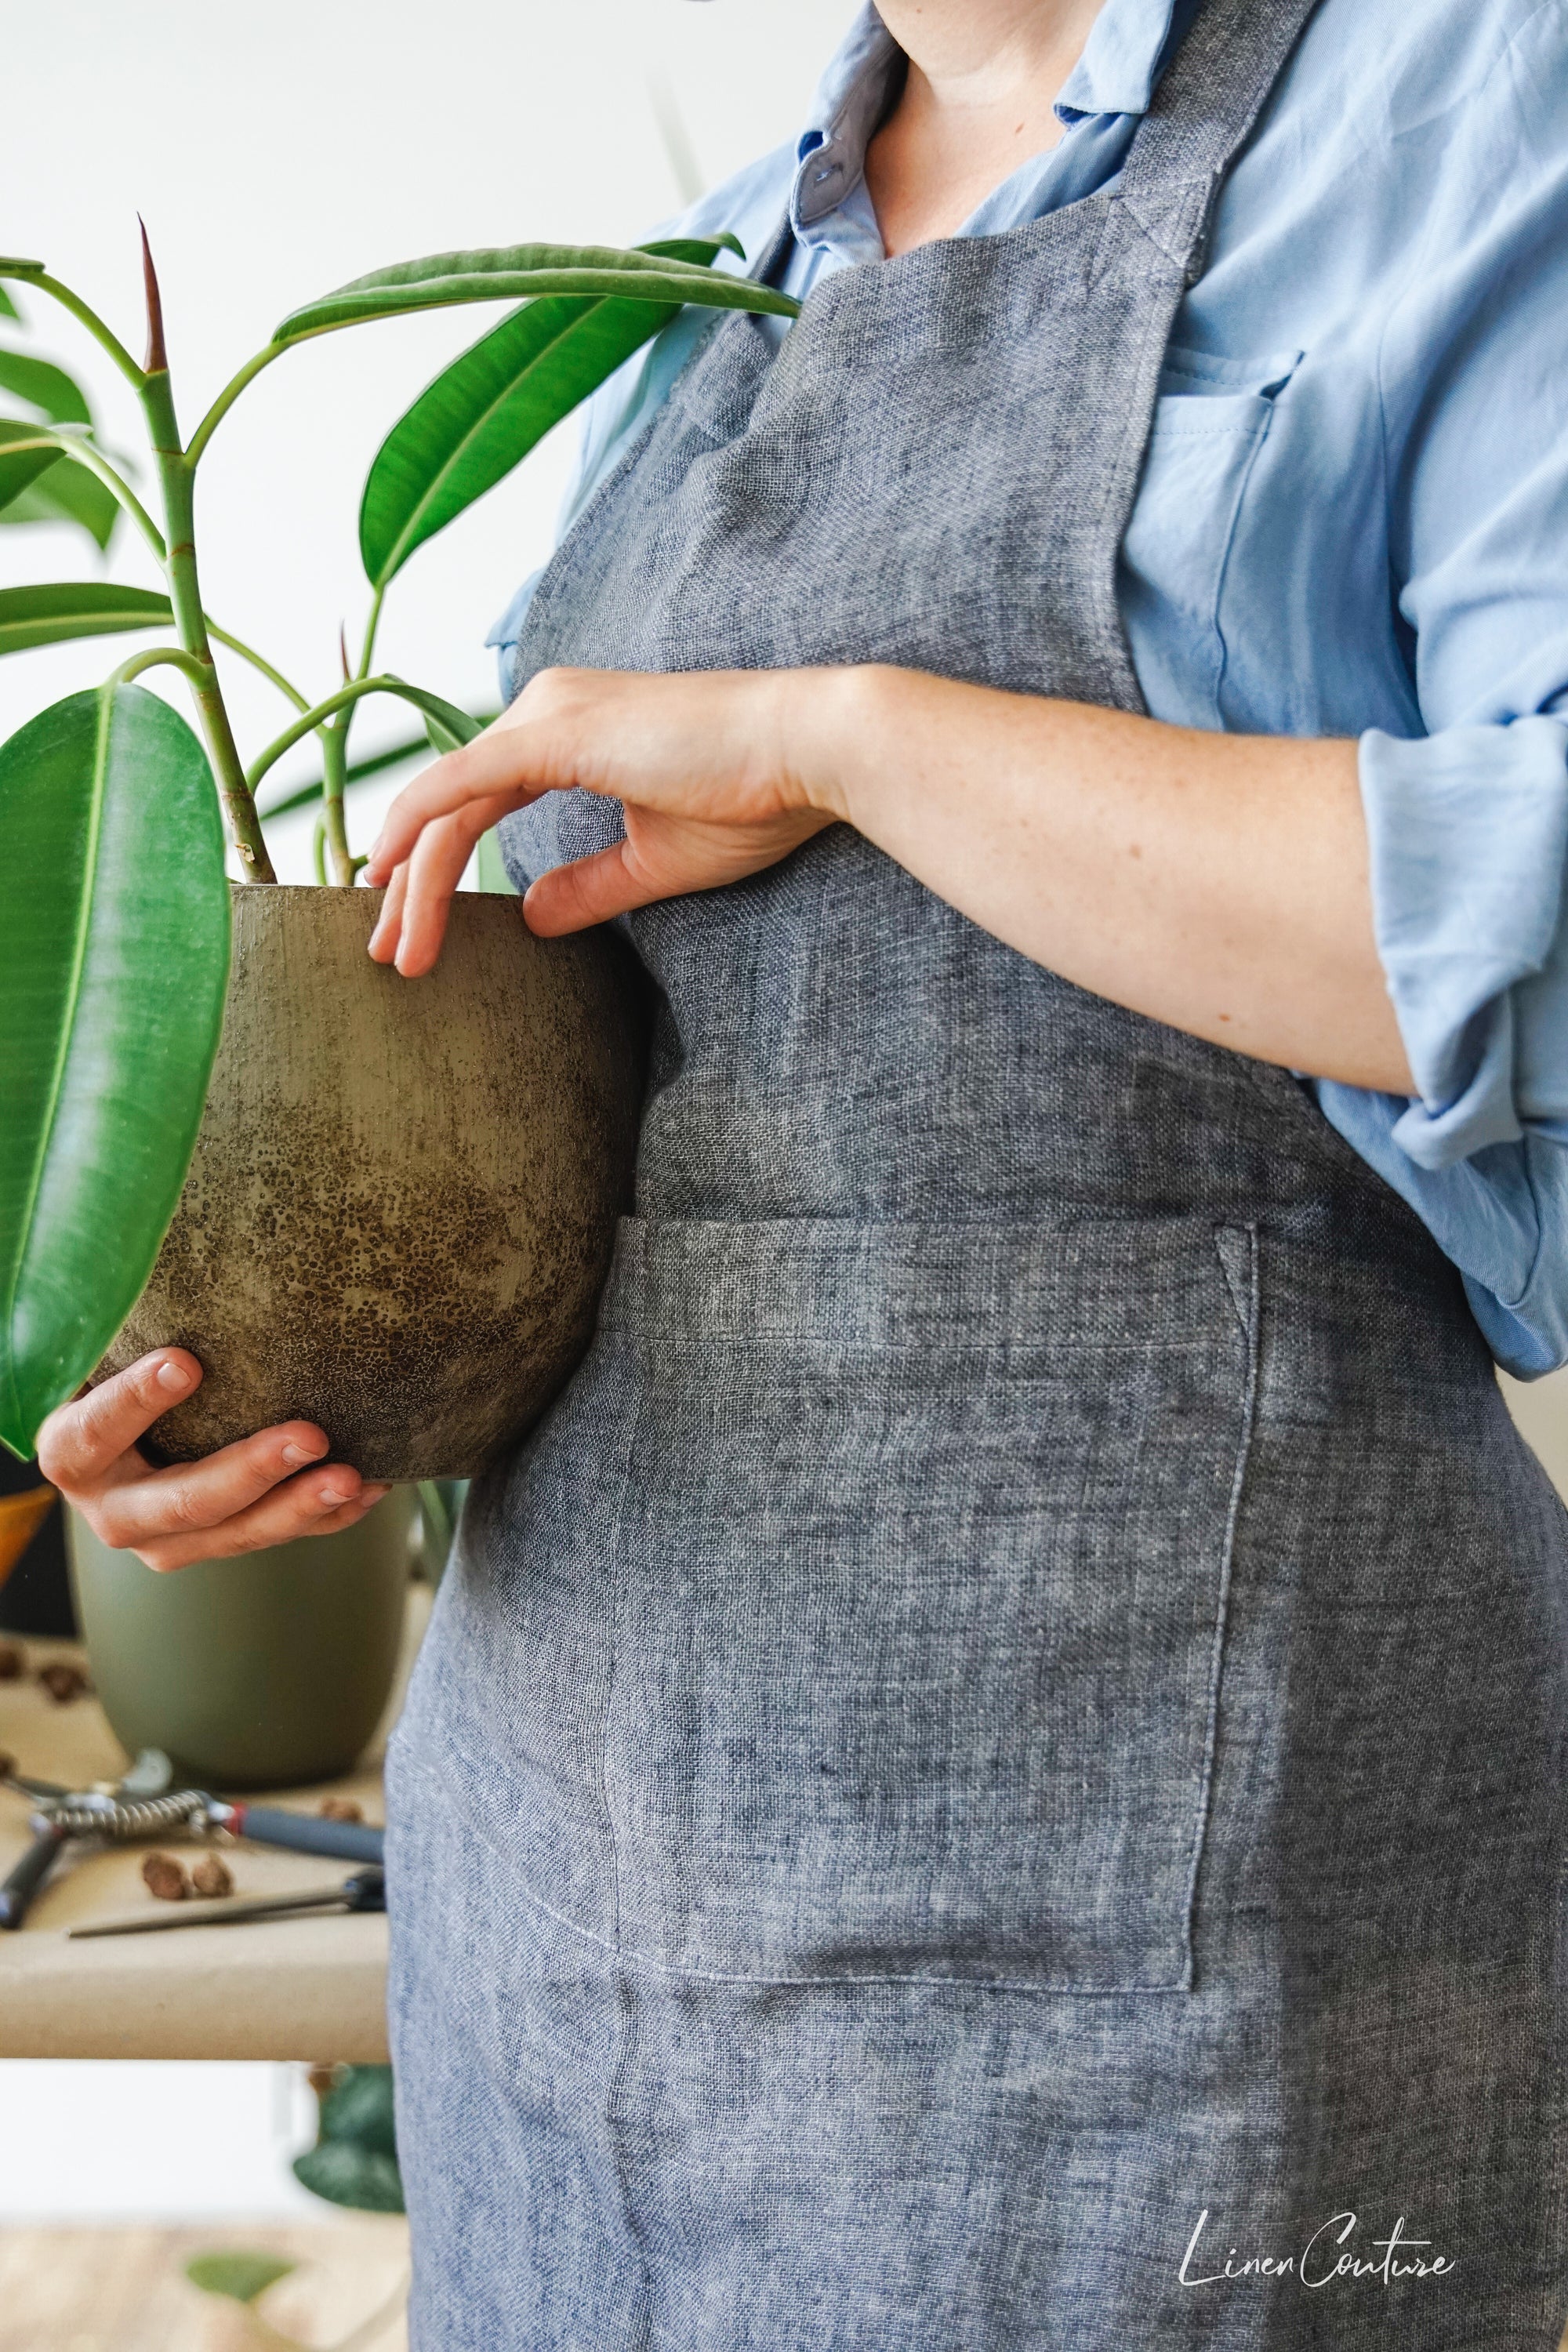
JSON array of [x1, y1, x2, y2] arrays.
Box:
[[492, 0, 1568, 1375], [388, 0, 1568, 2342]]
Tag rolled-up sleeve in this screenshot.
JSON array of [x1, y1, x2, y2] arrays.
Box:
[[1358, 713, 1568, 1167], [1334, 707, 1568, 1370], [1320, 20, 1568, 1372]]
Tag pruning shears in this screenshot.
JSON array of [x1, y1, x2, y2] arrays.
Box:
[[0, 1747, 383, 1928]]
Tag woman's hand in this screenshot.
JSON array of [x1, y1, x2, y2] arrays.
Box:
[[365, 659, 1412, 1094], [35, 1351, 388, 1573], [364, 666, 845, 976]]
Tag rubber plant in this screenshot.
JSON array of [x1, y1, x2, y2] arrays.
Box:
[[0, 229, 798, 1461]]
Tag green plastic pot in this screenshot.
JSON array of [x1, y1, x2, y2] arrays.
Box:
[[66, 1490, 413, 1790]]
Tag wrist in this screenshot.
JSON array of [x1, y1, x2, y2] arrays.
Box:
[[774, 663, 891, 828]]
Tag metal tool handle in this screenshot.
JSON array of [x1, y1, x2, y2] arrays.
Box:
[[0, 1820, 68, 1930], [224, 1803, 384, 1866]]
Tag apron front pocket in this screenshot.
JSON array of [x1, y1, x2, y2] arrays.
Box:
[[510, 1213, 1256, 1992]]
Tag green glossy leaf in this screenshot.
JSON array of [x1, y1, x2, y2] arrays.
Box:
[[0, 456, 120, 548], [365, 676, 481, 754], [358, 296, 657, 584], [295, 2065, 404, 2216], [184, 2252, 296, 2306], [0, 684, 230, 1458], [275, 240, 798, 341], [0, 582, 171, 655], [293, 2140, 406, 2212], [0, 289, 19, 322], [358, 240, 741, 587], [416, 695, 481, 757], [318, 2063, 399, 2157], [0, 416, 60, 515], [0, 349, 92, 426]]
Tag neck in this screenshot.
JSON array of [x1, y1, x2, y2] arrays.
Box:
[[865, 0, 1107, 254]]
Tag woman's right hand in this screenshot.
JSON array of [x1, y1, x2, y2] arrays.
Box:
[[35, 1349, 389, 1573]]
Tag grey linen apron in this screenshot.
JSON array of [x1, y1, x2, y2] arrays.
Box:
[[386, 0, 1568, 2341]]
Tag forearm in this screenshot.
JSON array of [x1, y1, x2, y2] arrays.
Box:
[[805, 666, 1414, 1093]]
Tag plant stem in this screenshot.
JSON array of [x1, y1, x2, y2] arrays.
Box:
[[321, 718, 354, 884], [310, 583, 392, 880], [245, 675, 432, 791], [183, 341, 288, 470], [205, 619, 311, 712], [356, 584, 387, 684], [140, 368, 277, 881], [258, 731, 438, 819], [5, 269, 146, 390], [111, 645, 209, 689], [0, 430, 165, 562]]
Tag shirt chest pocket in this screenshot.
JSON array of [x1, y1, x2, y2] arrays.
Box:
[[1120, 346, 1302, 731]]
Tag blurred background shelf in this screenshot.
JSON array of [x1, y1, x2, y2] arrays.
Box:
[[0, 1593, 426, 2062]]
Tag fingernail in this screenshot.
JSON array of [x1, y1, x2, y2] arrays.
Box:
[[282, 1439, 325, 1468], [318, 1483, 353, 1509], [155, 1359, 192, 1395]]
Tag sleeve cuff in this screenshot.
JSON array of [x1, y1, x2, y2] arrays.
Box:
[[1359, 716, 1568, 1168]]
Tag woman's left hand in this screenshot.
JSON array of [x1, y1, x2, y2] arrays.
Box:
[[364, 666, 844, 976]]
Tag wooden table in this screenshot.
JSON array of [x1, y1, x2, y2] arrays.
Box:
[[0, 1592, 426, 2062]]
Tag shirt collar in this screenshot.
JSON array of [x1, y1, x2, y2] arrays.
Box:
[[1056, 0, 1181, 120], [789, 0, 1183, 240], [791, 6, 904, 234]]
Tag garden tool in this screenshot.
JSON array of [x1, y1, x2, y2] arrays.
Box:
[[0, 1746, 383, 1927], [68, 1864, 386, 1937], [202, 1796, 384, 1867], [0, 1745, 185, 1928]]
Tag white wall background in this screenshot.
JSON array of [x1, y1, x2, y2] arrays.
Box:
[[0, 0, 851, 2220], [0, 2062, 321, 2220]]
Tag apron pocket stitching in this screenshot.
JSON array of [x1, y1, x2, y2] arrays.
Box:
[[1181, 1221, 1261, 1987]]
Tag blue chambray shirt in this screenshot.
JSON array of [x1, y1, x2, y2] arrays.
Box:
[[491, 0, 1568, 1377]]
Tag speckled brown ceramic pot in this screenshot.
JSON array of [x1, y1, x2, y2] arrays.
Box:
[[99, 886, 647, 1480]]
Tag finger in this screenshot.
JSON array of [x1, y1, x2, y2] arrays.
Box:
[[365, 858, 409, 967], [523, 842, 657, 937], [90, 1421, 336, 1550], [36, 1352, 204, 1494], [138, 1481, 391, 1574], [521, 810, 833, 936], [364, 738, 542, 886], [365, 667, 626, 884], [390, 804, 503, 978]]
